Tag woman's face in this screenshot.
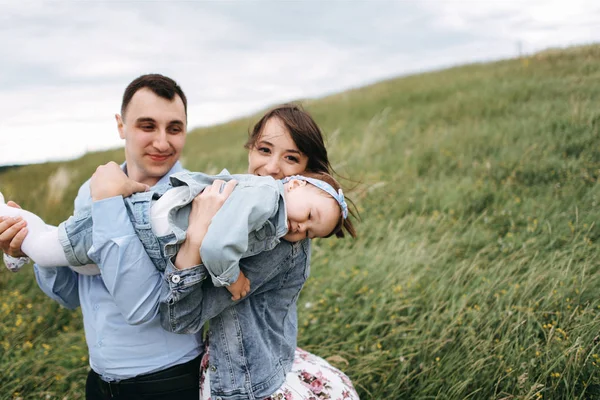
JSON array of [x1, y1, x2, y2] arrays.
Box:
[[247, 117, 309, 179]]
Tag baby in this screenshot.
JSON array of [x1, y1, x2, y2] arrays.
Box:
[[0, 168, 355, 299]]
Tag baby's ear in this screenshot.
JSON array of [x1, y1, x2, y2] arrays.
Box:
[[287, 179, 306, 190]]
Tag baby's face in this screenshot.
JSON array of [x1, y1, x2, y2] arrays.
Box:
[[282, 181, 340, 242]]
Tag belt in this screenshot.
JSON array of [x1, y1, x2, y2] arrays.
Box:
[[92, 355, 201, 397]]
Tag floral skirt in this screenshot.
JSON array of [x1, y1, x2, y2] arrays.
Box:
[[200, 347, 359, 400]]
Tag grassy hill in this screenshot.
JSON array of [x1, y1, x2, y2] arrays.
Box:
[[2, 44, 600, 399]]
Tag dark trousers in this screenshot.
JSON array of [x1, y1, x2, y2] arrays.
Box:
[[85, 355, 201, 400]]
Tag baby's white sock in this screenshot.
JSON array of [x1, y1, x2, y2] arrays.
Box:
[[0, 192, 100, 275], [0, 203, 68, 267]]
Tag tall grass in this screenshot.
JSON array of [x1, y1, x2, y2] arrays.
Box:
[[2, 45, 600, 399]]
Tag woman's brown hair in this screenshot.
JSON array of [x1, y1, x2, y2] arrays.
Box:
[[245, 103, 331, 174]]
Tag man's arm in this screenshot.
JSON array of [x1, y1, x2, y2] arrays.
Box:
[[34, 266, 80, 309], [87, 196, 164, 324], [84, 163, 164, 324], [31, 182, 92, 310]]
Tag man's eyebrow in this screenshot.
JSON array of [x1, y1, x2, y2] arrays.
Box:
[[258, 140, 302, 154], [134, 117, 185, 126], [135, 117, 157, 124]]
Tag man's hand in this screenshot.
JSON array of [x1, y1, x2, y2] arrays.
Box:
[[227, 271, 250, 301], [0, 201, 28, 257], [90, 162, 150, 201]]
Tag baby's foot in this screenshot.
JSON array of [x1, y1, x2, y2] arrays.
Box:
[[4, 254, 29, 273]]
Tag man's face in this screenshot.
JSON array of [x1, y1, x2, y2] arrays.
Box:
[[116, 88, 187, 186]]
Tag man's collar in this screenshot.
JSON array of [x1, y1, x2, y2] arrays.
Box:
[[157, 161, 185, 186], [121, 161, 184, 188]]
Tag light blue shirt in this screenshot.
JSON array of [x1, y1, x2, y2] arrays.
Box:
[[34, 162, 202, 381]]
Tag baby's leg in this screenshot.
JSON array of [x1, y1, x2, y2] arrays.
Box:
[[0, 203, 68, 267], [0, 194, 100, 275]]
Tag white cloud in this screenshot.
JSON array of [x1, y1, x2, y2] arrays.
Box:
[[1, 1, 599, 166], [420, 0, 599, 51]]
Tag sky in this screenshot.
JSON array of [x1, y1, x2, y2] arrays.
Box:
[[1, 0, 599, 166]]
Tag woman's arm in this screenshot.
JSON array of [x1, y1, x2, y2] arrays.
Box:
[[199, 183, 279, 288], [172, 179, 249, 300], [161, 239, 303, 334], [173, 179, 238, 269], [160, 179, 300, 334]]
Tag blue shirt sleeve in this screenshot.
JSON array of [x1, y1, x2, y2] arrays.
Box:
[[200, 185, 280, 287], [86, 196, 164, 325], [34, 266, 80, 309], [33, 180, 91, 309]]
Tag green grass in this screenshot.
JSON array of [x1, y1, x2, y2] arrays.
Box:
[[2, 44, 600, 399]]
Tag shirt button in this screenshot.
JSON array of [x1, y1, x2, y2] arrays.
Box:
[[93, 304, 100, 311], [210, 365, 217, 372], [98, 341, 103, 347], [171, 274, 181, 284]]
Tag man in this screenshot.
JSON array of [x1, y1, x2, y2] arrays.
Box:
[[1, 74, 203, 399]]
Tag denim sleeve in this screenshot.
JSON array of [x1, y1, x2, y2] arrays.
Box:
[[161, 240, 303, 334], [86, 196, 164, 325], [200, 186, 279, 287], [33, 181, 91, 309]]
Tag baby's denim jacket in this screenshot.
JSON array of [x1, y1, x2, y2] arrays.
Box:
[[57, 170, 288, 287]]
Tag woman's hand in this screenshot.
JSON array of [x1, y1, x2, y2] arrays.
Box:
[[186, 179, 238, 245], [0, 201, 28, 258], [174, 179, 237, 270]]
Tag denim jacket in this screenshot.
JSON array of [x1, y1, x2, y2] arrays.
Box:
[[160, 238, 311, 400], [58, 170, 288, 288], [166, 171, 288, 286]]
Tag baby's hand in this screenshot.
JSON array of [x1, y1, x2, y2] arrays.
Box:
[[227, 271, 250, 301]]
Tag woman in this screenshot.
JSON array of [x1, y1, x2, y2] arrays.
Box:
[[160, 104, 359, 399]]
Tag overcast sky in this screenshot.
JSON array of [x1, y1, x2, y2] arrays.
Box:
[[1, 0, 598, 166]]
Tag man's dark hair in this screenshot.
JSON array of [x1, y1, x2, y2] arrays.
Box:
[[121, 74, 187, 119]]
